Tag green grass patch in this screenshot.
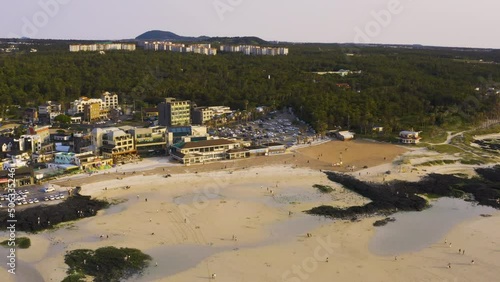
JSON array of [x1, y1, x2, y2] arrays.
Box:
[[460, 158, 486, 165], [61, 273, 86, 282], [64, 246, 151, 282], [422, 193, 442, 199], [418, 159, 457, 166], [428, 144, 464, 154], [1, 237, 31, 249], [313, 184, 334, 193], [420, 128, 448, 143]]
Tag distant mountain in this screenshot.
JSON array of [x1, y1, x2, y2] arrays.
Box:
[[136, 30, 207, 42], [135, 30, 269, 45]]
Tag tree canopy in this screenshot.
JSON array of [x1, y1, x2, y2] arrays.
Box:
[[1, 42, 499, 134]]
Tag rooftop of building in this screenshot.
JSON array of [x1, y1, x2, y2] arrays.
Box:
[[173, 139, 235, 150]]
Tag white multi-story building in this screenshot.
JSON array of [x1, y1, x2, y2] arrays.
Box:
[[69, 97, 103, 115], [220, 45, 289, 56], [91, 127, 135, 159], [69, 43, 136, 52], [69, 92, 119, 115], [101, 92, 119, 109], [142, 41, 217, 55]]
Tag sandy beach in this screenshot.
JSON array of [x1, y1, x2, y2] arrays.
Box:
[[1, 139, 499, 282]]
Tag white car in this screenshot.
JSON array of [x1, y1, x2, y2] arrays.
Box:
[[59, 194, 65, 199], [33, 198, 39, 203], [28, 199, 34, 204]]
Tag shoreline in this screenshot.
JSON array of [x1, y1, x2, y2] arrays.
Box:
[[1, 139, 499, 282]]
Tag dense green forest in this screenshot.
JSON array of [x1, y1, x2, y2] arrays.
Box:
[[1, 41, 499, 134]]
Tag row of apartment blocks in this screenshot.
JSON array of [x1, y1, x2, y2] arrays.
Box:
[[219, 45, 289, 56], [140, 42, 289, 56], [69, 43, 136, 52], [140, 41, 218, 55]]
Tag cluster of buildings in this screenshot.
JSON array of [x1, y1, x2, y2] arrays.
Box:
[[139, 42, 289, 56], [68, 92, 120, 123], [0, 45, 19, 53], [69, 43, 136, 52], [141, 42, 217, 55], [156, 98, 233, 127], [0, 95, 291, 189], [23, 92, 121, 125], [313, 69, 362, 76], [219, 45, 289, 56]]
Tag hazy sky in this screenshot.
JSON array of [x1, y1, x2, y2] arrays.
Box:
[[1, 0, 499, 48]]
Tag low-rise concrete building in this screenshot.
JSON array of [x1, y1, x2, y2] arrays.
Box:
[[399, 131, 422, 144], [92, 128, 136, 161], [170, 139, 240, 164], [127, 126, 167, 155]]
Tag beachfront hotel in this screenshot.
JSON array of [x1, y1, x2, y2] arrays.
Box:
[[169, 138, 287, 165], [91, 128, 136, 161], [170, 139, 241, 164]]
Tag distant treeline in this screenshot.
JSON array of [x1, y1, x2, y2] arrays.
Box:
[[1, 42, 499, 133]]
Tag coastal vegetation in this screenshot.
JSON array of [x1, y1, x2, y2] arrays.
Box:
[[63, 246, 151, 282], [313, 184, 334, 193], [0, 236, 31, 249], [0, 41, 499, 135], [0, 194, 109, 233]]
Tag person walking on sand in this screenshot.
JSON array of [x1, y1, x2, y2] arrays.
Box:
[[462, 249, 465, 255], [471, 260, 475, 265], [449, 243, 452, 248], [211, 273, 216, 279], [448, 263, 451, 269], [459, 248, 461, 254]]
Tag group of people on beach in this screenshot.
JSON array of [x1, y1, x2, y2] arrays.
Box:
[[444, 239, 475, 268]]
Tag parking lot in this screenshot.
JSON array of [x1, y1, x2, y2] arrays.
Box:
[[0, 185, 69, 209], [214, 111, 317, 146]]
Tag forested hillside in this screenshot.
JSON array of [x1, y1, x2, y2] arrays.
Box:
[[1, 42, 499, 134]]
